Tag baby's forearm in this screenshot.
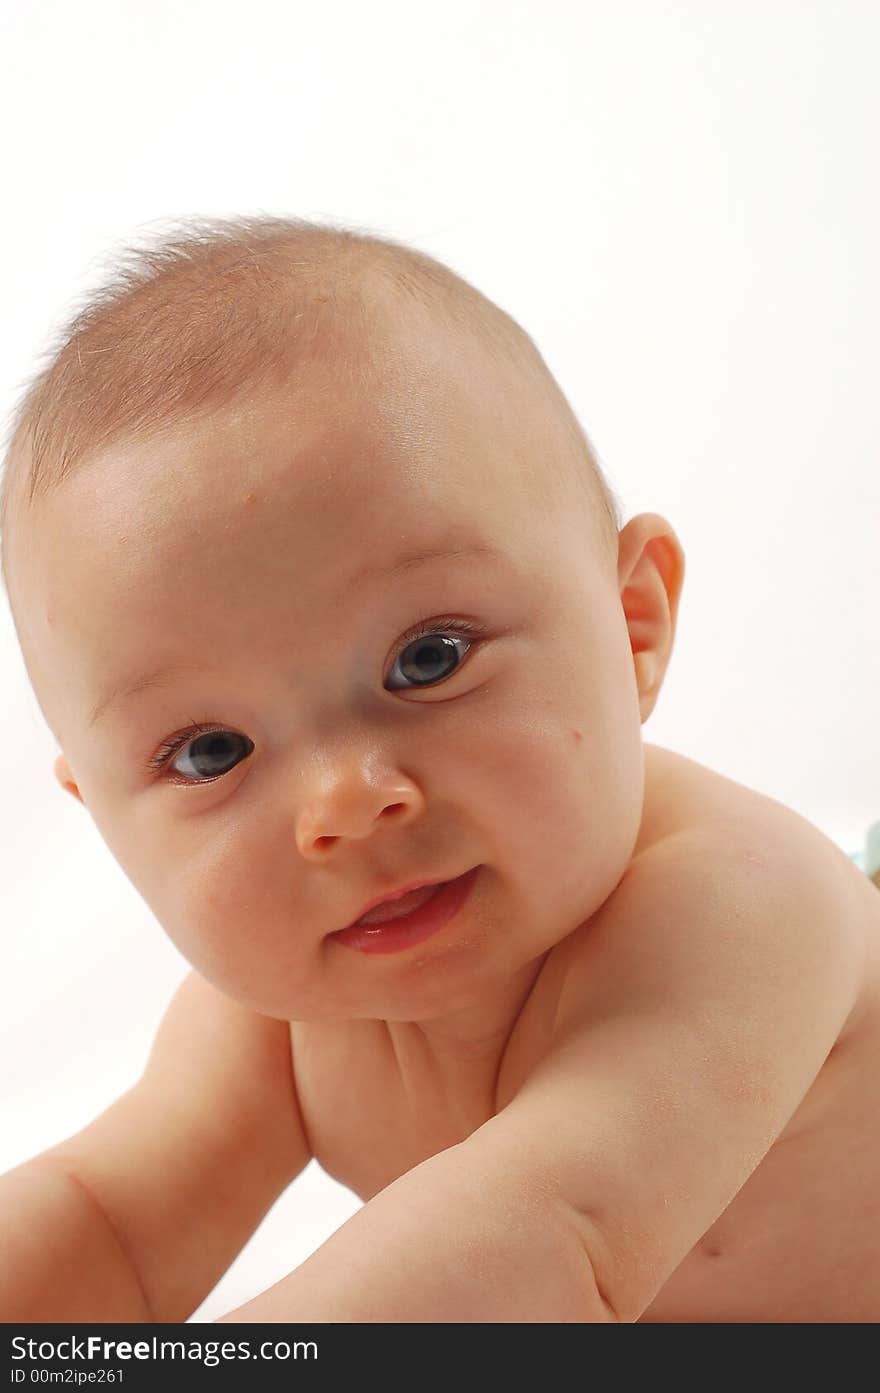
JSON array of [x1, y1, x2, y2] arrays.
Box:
[[0, 1157, 152, 1322], [220, 1137, 611, 1324]]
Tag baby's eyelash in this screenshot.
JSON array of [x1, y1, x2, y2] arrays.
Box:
[[395, 614, 486, 649], [144, 617, 488, 778], [147, 719, 217, 774]]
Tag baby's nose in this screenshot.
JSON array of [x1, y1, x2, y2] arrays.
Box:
[[295, 773, 425, 858]]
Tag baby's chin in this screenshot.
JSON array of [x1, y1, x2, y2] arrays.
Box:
[[196, 933, 548, 1027], [175, 872, 572, 1023]]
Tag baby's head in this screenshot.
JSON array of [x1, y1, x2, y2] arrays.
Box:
[[0, 216, 684, 1023]]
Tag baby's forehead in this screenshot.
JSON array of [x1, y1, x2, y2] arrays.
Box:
[[112, 353, 534, 522], [8, 299, 585, 630], [35, 401, 509, 580]]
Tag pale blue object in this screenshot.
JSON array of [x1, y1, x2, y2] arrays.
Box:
[[849, 820, 880, 879]]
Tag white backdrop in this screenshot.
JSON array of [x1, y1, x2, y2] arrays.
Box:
[[0, 1, 877, 1321]]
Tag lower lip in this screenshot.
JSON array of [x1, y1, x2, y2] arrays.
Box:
[[330, 866, 480, 956]]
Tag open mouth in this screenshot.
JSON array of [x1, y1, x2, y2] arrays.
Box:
[[352, 880, 447, 926], [329, 866, 480, 955]]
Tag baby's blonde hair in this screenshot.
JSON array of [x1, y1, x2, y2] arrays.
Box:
[[0, 214, 622, 599]]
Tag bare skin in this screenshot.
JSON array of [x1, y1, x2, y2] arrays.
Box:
[[1, 299, 877, 1322], [289, 744, 880, 1322]]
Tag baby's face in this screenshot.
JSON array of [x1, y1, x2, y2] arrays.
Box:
[[11, 318, 647, 1022]]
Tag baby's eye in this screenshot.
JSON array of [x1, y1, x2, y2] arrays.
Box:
[[385, 625, 476, 691], [165, 730, 254, 783], [150, 620, 483, 784]]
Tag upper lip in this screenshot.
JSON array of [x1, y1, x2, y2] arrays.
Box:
[[340, 875, 454, 931]]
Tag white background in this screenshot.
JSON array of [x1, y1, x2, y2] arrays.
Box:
[[0, 1, 877, 1321]]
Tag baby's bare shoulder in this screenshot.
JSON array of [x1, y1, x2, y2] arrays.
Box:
[[640, 741, 866, 874], [502, 745, 877, 1105], [560, 745, 869, 1029], [634, 743, 879, 1036]]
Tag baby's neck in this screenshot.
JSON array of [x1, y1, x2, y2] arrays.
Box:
[[384, 954, 549, 1118]]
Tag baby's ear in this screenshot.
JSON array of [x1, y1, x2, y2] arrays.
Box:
[[54, 753, 84, 804], [617, 512, 686, 724]]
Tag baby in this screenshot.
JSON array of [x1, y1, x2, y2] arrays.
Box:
[[0, 216, 878, 1324]]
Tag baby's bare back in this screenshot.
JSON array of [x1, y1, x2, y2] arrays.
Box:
[[291, 745, 880, 1322]]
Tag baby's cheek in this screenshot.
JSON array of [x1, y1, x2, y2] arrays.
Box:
[[466, 700, 591, 830], [93, 831, 235, 989], [166, 826, 326, 1014], [486, 700, 640, 900]]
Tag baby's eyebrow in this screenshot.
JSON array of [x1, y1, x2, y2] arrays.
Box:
[[347, 539, 501, 588], [88, 661, 208, 730], [86, 539, 503, 729]]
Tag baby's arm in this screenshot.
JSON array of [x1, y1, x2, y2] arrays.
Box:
[[220, 814, 862, 1323], [0, 971, 310, 1321]]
